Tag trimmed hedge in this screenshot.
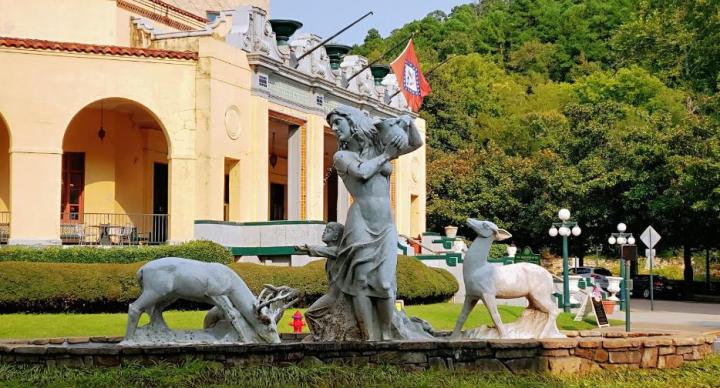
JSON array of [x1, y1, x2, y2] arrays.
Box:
[[0, 256, 458, 313], [0, 240, 234, 264]]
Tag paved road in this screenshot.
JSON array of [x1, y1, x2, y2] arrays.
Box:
[[608, 299, 720, 334], [629, 298, 719, 315]]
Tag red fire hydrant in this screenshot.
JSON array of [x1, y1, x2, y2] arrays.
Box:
[[289, 310, 305, 333]]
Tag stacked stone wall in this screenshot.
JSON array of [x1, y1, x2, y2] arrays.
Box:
[[0, 332, 716, 375]]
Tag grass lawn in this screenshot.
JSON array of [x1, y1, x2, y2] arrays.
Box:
[[1, 355, 718, 387], [0, 303, 620, 339]]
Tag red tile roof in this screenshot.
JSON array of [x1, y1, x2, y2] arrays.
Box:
[[0, 37, 198, 60]]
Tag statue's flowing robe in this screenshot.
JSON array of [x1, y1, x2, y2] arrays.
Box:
[[333, 204, 398, 299]]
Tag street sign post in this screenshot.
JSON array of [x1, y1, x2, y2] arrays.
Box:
[[640, 226, 661, 311], [645, 249, 655, 269]]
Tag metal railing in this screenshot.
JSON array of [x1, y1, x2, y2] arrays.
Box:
[[60, 212, 168, 245], [0, 211, 9, 244]]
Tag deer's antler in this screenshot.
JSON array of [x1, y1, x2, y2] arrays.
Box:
[[256, 285, 297, 312], [255, 285, 300, 323]]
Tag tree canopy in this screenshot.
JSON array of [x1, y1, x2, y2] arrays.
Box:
[[353, 0, 720, 288]]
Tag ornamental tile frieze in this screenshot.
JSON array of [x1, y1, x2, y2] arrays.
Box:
[[133, 5, 411, 115]]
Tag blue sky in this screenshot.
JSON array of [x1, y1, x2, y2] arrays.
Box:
[[269, 0, 473, 45]]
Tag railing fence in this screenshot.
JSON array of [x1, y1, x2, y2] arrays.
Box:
[[0, 211, 9, 244], [60, 212, 168, 245]]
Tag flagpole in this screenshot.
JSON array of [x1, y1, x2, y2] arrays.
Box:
[[344, 31, 417, 86], [292, 11, 373, 67], [388, 54, 456, 100]]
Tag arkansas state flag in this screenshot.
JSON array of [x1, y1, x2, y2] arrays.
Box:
[[390, 39, 431, 112]]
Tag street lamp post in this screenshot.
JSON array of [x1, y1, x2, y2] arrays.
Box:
[[549, 208, 582, 313], [608, 223, 635, 332]]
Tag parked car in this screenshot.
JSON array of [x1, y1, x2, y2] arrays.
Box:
[[567, 266, 613, 290], [631, 274, 673, 298]]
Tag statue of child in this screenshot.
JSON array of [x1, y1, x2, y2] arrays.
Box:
[[295, 222, 343, 261], [294, 222, 347, 339]]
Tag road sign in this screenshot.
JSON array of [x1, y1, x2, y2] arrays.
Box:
[[640, 226, 661, 248], [645, 249, 656, 269], [640, 226, 661, 312]]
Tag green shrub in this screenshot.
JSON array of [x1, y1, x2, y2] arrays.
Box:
[[0, 256, 457, 313], [0, 240, 234, 264], [489, 243, 509, 259]]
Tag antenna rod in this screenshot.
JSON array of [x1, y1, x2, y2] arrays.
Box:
[[388, 54, 456, 100], [295, 11, 373, 64], [345, 31, 416, 84]]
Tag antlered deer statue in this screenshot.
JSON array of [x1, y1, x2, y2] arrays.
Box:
[[123, 257, 298, 345]]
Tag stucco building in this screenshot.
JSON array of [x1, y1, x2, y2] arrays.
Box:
[[0, 0, 427, 250]]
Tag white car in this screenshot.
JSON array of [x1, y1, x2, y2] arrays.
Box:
[[568, 266, 613, 290]]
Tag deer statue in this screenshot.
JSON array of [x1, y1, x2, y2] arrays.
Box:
[[451, 219, 562, 339], [124, 257, 299, 344], [202, 284, 298, 342]]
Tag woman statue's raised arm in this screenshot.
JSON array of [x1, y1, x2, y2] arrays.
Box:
[[376, 115, 424, 158], [401, 115, 424, 154]]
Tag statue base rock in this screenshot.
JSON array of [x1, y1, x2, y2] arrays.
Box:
[[461, 308, 565, 339]]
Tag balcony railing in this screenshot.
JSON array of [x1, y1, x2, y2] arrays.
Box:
[[0, 211, 9, 244], [60, 212, 168, 245]]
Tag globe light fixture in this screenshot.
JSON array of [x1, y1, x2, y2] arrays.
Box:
[[607, 222, 636, 330], [571, 225, 582, 236], [558, 208, 571, 221], [549, 208, 581, 313]]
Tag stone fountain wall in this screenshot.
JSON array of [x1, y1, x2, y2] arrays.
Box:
[[0, 331, 716, 375]]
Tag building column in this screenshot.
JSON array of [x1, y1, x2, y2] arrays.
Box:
[[393, 157, 408, 235], [336, 183, 351, 225], [305, 114, 326, 221], [393, 118, 427, 236], [287, 124, 302, 220], [237, 96, 269, 221], [8, 149, 62, 245], [168, 156, 196, 243]]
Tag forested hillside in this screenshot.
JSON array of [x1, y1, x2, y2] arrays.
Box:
[[353, 0, 720, 287]]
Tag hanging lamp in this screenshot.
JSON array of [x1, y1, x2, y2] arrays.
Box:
[[269, 132, 278, 168], [98, 100, 106, 141]]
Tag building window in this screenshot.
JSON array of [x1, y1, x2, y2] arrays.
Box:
[[207, 11, 220, 22], [258, 74, 269, 88]]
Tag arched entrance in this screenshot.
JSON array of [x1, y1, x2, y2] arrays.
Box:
[[61, 98, 169, 245], [0, 114, 10, 244]]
